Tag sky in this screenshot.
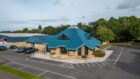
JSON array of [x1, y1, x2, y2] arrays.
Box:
[[0, 0, 140, 31]]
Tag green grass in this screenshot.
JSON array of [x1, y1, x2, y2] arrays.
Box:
[[0, 65, 44, 79], [111, 42, 140, 46]]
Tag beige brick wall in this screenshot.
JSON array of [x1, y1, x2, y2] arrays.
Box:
[[81, 46, 85, 55], [68, 50, 77, 56], [8, 42, 32, 47], [34, 44, 46, 52], [88, 48, 93, 58], [51, 48, 60, 55]]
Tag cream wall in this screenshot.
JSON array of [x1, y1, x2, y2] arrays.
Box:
[[8, 42, 31, 47], [34, 44, 46, 52]]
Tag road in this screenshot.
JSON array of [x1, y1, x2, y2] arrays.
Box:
[[0, 45, 140, 79]]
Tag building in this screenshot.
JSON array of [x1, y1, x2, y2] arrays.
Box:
[[26, 26, 101, 59], [0, 33, 44, 47]]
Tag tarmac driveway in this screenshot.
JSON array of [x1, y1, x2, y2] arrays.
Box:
[[0, 71, 20, 79], [0, 46, 140, 79]]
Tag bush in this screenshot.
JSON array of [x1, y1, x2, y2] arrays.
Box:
[[81, 55, 88, 58], [51, 52, 56, 55], [94, 50, 105, 57], [0, 46, 7, 51]]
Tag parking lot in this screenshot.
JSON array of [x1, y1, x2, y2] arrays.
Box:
[[0, 45, 140, 79]]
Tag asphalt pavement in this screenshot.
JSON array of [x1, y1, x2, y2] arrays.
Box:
[[0, 45, 140, 79]]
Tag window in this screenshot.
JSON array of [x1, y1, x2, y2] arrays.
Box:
[[78, 48, 81, 56], [60, 47, 67, 54], [58, 34, 70, 40], [46, 45, 50, 52], [85, 46, 88, 55]]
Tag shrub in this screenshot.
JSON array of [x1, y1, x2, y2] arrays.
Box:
[[0, 46, 7, 51], [94, 50, 105, 57], [51, 52, 56, 55], [81, 55, 88, 58]]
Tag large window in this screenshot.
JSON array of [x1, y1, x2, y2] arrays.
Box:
[[58, 34, 70, 40], [60, 47, 67, 54]]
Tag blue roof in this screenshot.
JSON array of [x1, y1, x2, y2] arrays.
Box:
[[47, 26, 101, 50], [0, 35, 29, 42], [25, 35, 51, 44], [25, 26, 101, 50]]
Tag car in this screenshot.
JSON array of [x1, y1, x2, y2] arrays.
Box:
[[15, 47, 26, 53], [0, 46, 7, 51], [24, 47, 38, 54], [9, 45, 17, 49]]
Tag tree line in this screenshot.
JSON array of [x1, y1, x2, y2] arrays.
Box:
[[1, 16, 140, 42]]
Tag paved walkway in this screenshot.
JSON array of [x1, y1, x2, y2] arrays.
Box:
[[0, 71, 20, 79], [31, 50, 113, 64]]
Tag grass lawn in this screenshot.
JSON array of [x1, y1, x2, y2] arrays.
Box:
[[0, 65, 44, 79]]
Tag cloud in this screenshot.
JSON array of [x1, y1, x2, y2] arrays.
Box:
[[29, 17, 70, 23], [117, 0, 140, 10]]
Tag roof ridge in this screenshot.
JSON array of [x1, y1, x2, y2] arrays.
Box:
[[73, 28, 85, 44]]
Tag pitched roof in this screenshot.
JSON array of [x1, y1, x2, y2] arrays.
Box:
[[25, 26, 101, 50], [25, 35, 51, 44], [47, 26, 101, 50]]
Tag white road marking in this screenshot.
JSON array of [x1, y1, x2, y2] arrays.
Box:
[[25, 58, 74, 69], [17, 66, 26, 70], [91, 63, 96, 67], [86, 63, 91, 67], [114, 47, 124, 64], [80, 63, 86, 67], [75, 64, 80, 68], [38, 71, 48, 76], [11, 62, 77, 79]]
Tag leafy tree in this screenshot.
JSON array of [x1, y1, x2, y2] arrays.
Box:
[[38, 25, 42, 33], [56, 25, 70, 33], [42, 26, 57, 35], [22, 28, 28, 33], [96, 26, 115, 42], [28, 29, 40, 33]]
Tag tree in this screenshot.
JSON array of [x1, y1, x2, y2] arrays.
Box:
[[56, 24, 70, 33], [22, 28, 28, 33], [28, 29, 40, 33], [96, 26, 115, 42], [42, 26, 57, 35], [38, 25, 42, 33]]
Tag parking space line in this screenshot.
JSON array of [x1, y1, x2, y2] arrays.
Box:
[[80, 63, 86, 67], [91, 63, 96, 67], [17, 66, 25, 70], [38, 71, 48, 76], [25, 58, 74, 69], [75, 64, 80, 68], [114, 47, 124, 64], [11, 62, 77, 79], [86, 63, 91, 67]]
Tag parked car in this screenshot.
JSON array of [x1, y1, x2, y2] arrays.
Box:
[[9, 45, 17, 49], [24, 47, 38, 54], [0, 46, 7, 51], [15, 47, 26, 53]]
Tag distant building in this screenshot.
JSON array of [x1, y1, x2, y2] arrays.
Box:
[[0, 33, 44, 47]]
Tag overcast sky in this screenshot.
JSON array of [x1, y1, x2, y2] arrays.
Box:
[[0, 0, 140, 31]]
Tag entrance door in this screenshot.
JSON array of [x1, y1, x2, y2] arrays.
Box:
[[78, 48, 81, 56], [85, 46, 88, 55], [60, 47, 67, 54]]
